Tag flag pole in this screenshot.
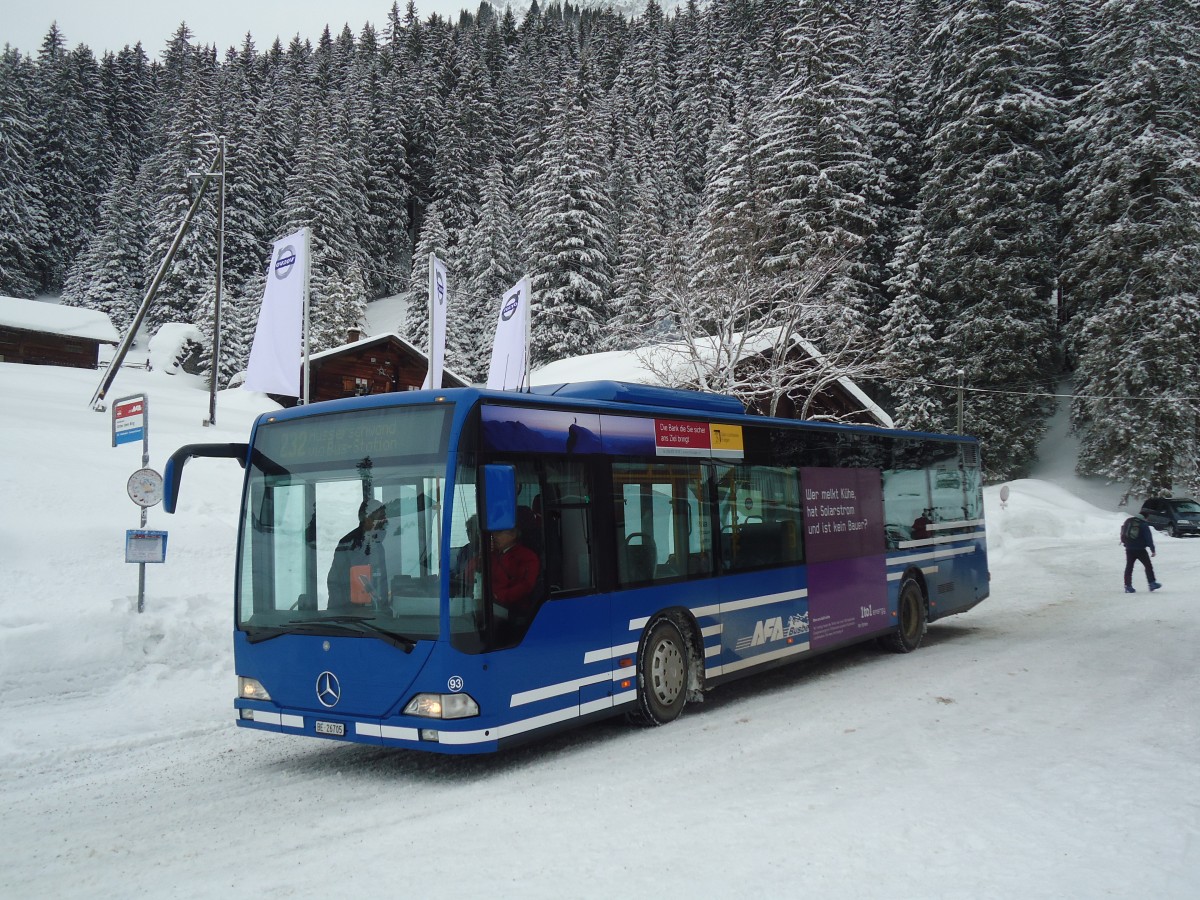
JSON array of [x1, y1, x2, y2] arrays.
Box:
[[426, 251, 436, 389], [523, 276, 532, 392], [302, 226, 312, 405]]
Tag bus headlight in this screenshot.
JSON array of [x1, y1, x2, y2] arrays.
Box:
[[403, 692, 480, 719], [239, 676, 271, 701]]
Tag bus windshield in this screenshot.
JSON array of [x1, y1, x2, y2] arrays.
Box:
[[236, 404, 453, 644]]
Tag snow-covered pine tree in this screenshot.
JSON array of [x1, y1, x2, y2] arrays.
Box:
[[526, 75, 611, 365], [139, 47, 221, 335], [607, 140, 659, 343], [280, 98, 368, 354], [855, 0, 926, 332], [403, 201, 451, 350], [673, 0, 716, 219], [1043, 0, 1096, 335], [1063, 0, 1200, 497], [61, 161, 145, 333], [31, 25, 98, 292], [908, 0, 1062, 479], [359, 43, 412, 299], [456, 160, 520, 381], [0, 48, 49, 299], [756, 0, 880, 323], [689, 90, 771, 312], [102, 43, 158, 173], [446, 41, 500, 212], [880, 219, 943, 432], [218, 41, 271, 302], [873, 0, 938, 415]]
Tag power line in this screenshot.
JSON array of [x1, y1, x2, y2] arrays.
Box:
[[877, 373, 1200, 404]]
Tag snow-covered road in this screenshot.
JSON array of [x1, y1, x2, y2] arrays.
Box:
[[1, 366, 1197, 898]]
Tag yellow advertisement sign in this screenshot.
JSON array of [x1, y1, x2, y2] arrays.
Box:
[[709, 423, 744, 458]]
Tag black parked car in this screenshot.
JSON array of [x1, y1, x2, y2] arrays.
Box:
[[1139, 497, 1200, 537]]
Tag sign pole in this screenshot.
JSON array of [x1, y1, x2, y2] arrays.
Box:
[[138, 398, 150, 613], [116, 394, 167, 613]]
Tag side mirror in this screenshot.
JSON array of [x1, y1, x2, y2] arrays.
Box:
[[163, 442, 249, 513], [483, 464, 517, 532]]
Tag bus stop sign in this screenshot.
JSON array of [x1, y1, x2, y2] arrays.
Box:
[[113, 395, 146, 447]]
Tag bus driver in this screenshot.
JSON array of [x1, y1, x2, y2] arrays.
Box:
[[327, 498, 390, 609]]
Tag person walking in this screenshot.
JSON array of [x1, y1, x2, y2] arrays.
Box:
[[1120, 512, 1161, 593]]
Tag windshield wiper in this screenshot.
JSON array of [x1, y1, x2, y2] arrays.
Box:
[[286, 615, 417, 653], [244, 625, 285, 644]]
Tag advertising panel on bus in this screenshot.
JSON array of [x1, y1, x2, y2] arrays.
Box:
[[800, 467, 889, 648]]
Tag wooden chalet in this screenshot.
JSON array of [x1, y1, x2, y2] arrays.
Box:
[[283, 331, 469, 407], [531, 338, 893, 428], [0, 296, 119, 370]]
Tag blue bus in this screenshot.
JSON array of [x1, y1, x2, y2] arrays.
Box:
[[165, 380, 988, 754]]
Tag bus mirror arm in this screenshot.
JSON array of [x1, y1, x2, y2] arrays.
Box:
[[163, 442, 249, 514]]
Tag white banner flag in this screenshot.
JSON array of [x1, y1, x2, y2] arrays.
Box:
[[486, 276, 531, 391], [421, 253, 449, 389], [244, 228, 308, 396]]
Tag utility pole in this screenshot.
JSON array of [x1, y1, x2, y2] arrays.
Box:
[[206, 137, 226, 427], [90, 143, 224, 412], [957, 369, 965, 434]]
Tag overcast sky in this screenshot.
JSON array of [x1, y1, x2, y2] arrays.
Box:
[[3, 1, 485, 57]]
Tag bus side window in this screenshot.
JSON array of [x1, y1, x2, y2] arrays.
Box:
[[539, 459, 595, 596], [612, 462, 712, 587], [717, 464, 805, 572]]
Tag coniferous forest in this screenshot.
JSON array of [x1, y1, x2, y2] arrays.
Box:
[[1, 0, 1198, 494]]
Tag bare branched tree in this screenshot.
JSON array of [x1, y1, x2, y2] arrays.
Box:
[[635, 257, 887, 423]]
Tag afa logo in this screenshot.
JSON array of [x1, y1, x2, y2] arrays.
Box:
[[736, 613, 809, 651], [752, 617, 785, 646]]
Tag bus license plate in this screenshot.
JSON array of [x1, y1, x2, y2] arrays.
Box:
[[315, 721, 344, 736]]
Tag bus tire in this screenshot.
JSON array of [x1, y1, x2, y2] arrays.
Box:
[[882, 577, 927, 654], [628, 617, 689, 726]]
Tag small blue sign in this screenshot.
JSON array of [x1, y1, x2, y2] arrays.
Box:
[[126, 530, 168, 564], [115, 427, 144, 446]]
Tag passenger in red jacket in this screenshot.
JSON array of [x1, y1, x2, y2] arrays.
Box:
[[464, 525, 541, 619], [487, 527, 541, 616]]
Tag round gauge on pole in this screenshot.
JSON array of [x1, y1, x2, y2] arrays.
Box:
[[127, 468, 164, 508]]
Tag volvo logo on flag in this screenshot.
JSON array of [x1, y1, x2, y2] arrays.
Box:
[[501, 289, 521, 321], [245, 227, 308, 398], [487, 275, 531, 391], [315, 671, 341, 708], [274, 245, 297, 280]]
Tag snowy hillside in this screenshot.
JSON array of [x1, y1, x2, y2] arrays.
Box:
[[0, 359, 1197, 899]]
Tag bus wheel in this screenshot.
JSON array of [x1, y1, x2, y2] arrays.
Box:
[[629, 618, 689, 726], [882, 577, 927, 653]]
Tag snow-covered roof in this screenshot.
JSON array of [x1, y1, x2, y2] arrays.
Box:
[[362, 294, 407, 337], [0, 296, 119, 344], [309, 331, 470, 387], [531, 335, 894, 429]]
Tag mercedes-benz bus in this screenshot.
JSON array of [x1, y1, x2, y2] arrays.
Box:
[[165, 380, 988, 754]]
